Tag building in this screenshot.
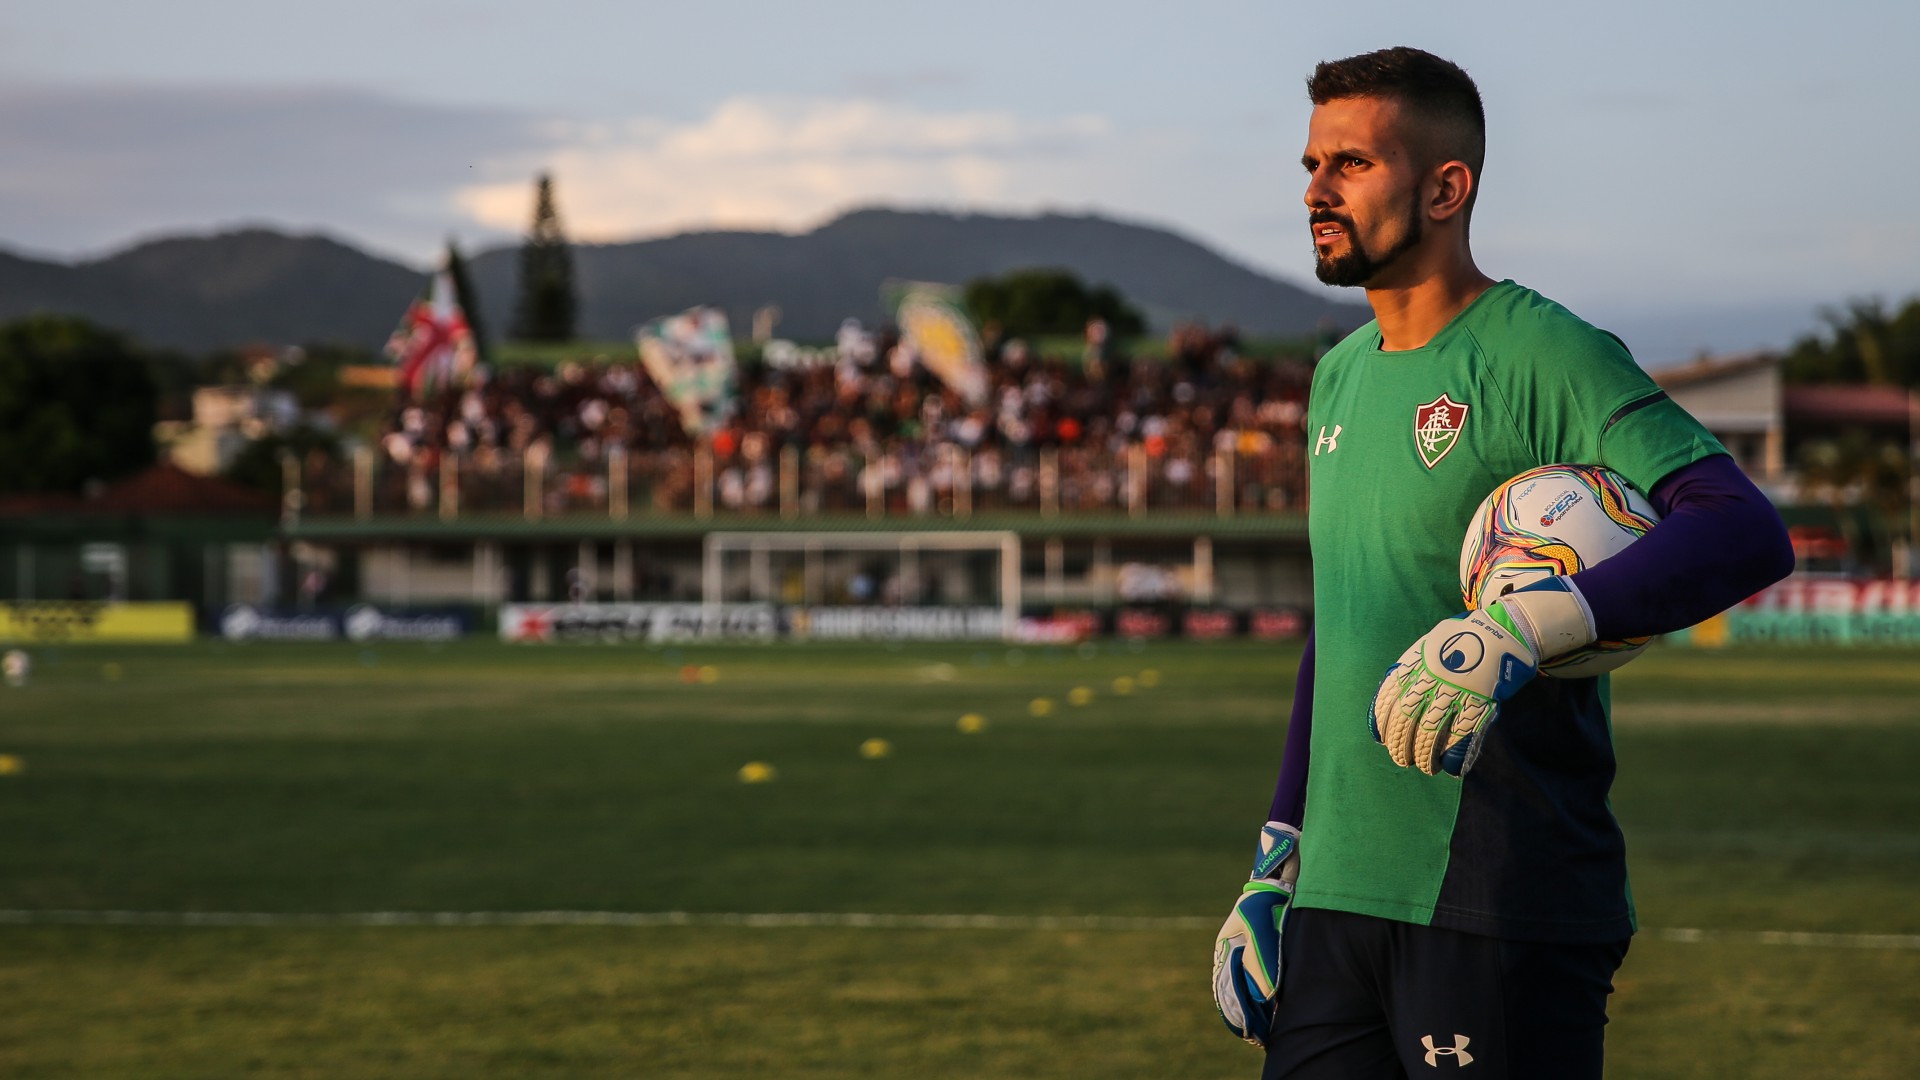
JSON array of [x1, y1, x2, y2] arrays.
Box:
[[1653, 352, 1785, 485], [154, 385, 302, 476], [1658, 350, 1920, 575], [0, 464, 279, 608]]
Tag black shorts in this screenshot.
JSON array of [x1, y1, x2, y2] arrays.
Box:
[[1262, 907, 1629, 1080]]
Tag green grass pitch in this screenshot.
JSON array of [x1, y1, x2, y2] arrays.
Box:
[[0, 640, 1916, 1078]]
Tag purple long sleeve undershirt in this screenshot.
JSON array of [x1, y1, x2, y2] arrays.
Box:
[[1266, 453, 1793, 825], [1572, 453, 1795, 640], [1267, 632, 1315, 826]]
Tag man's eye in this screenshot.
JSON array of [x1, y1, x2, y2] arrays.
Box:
[[1342, 157, 1367, 170]]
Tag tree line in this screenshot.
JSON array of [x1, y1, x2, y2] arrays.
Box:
[[1782, 297, 1920, 387]]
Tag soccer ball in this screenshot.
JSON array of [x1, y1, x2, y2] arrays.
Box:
[[1460, 464, 1661, 678]]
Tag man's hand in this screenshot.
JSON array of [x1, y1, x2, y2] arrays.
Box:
[[1212, 821, 1301, 1048], [1370, 579, 1593, 776]]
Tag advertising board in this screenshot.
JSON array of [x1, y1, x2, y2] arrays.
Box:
[[0, 602, 193, 644], [787, 606, 1004, 641], [1708, 579, 1920, 646], [217, 605, 470, 643], [501, 603, 778, 644], [1114, 608, 1172, 640], [1248, 608, 1310, 641], [1181, 609, 1238, 641]]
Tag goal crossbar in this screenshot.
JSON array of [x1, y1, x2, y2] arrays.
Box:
[[702, 530, 1023, 639]]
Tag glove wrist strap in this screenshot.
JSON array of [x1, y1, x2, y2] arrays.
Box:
[[1250, 821, 1302, 885], [1494, 578, 1596, 661]]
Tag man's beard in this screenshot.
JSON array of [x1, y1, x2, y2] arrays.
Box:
[[1313, 196, 1423, 287]]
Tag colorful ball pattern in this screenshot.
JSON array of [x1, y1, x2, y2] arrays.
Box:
[[1460, 464, 1661, 678]]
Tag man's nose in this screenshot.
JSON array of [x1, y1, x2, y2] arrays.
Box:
[[1303, 166, 1337, 209]]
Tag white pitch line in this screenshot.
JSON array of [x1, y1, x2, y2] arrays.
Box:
[[0, 910, 1214, 932], [1, 911, 1917, 950], [1651, 927, 1920, 951]]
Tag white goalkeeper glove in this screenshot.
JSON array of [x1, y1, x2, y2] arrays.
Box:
[[1370, 578, 1595, 777], [1212, 821, 1301, 1048]]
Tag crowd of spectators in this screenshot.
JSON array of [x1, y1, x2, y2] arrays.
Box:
[[362, 319, 1315, 516]]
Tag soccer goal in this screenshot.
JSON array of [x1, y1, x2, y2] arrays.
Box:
[[701, 530, 1023, 640]]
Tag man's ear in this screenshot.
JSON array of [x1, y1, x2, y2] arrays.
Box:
[[1429, 160, 1475, 222]]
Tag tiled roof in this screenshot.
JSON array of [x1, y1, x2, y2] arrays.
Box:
[[0, 464, 276, 517], [1651, 351, 1778, 390], [1783, 384, 1915, 425]]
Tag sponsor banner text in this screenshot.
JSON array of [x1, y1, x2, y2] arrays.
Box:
[[1, 602, 193, 644], [502, 603, 778, 644]]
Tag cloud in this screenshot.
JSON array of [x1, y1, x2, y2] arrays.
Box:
[[453, 97, 1115, 242], [0, 80, 1310, 295], [0, 83, 1179, 269], [0, 82, 547, 261]]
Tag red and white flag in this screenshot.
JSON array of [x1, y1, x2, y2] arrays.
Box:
[[386, 262, 476, 397]]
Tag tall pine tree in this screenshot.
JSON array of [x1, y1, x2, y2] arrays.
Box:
[[512, 173, 577, 342]]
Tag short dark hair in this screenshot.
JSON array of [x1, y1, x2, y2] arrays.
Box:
[[1308, 47, 1486, 208]]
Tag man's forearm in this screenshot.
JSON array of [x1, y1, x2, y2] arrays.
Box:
[[1267, 631, 1315, 827], [1571, 454, 1795, 640]]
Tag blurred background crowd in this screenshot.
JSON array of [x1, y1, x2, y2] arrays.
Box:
[[363, 319, 1315, 517]]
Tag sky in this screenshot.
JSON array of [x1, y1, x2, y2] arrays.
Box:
[[2, 0, 1916, 365]]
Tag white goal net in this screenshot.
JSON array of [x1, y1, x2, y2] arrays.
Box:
[[701, 530, 1022, 640]]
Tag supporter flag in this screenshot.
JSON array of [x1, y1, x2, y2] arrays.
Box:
[[887, 281, 988, 406], [386, 251, 478, 398], [635, 306, 738, 435]]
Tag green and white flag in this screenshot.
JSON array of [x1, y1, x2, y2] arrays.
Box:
[[635, 306, 738, 436]]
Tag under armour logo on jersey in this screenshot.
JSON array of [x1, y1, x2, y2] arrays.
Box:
[[1314, 424, 1342, 456], [1421, 1034, 1475, 1067]]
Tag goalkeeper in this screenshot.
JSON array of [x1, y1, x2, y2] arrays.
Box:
[[1212, 48, 1792, 1078]]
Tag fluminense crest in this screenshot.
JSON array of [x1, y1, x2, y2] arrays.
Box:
[[1413, 394, 1470, 469]]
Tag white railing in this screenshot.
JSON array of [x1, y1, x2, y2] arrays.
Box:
[[299, 439, 1310, 522]]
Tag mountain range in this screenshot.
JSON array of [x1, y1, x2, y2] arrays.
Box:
[[0, 208, 1370, 353]]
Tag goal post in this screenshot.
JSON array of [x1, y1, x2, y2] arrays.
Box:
[[702, 530, 1023, 640]]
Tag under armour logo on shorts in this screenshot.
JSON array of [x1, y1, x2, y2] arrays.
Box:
[[1421, 1033, 1474, 1067]]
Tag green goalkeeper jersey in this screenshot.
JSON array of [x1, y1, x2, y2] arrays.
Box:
[[1295, 279, 1723, 942]]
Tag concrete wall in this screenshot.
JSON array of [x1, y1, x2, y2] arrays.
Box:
[[1665, 362, 1785, 479]]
